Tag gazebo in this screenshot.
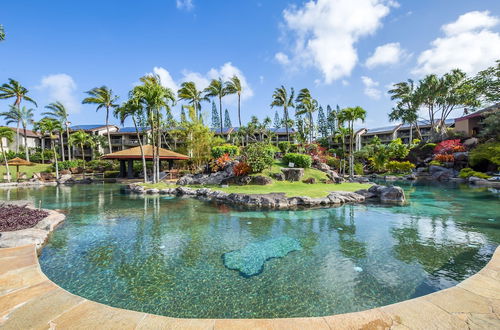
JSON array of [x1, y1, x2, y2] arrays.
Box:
[[102, 145, 190, 178], [6, 157, 34, 180]]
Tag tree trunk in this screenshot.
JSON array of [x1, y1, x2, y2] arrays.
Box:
[[15, 121, 20, 153], [284, 106, 290, 143], [133, 117, 147, 183], [59, 132, 65, 161], [52, 140, 59, 179], [105, 107, 111, 154], [349, 121, 354, 179], [23, 124, 29, 161], [80, 145, 85, 167], [66, 126, 71, 160], [1, 142, 11, 183], [219, 96, 223, 136], [309, 112, 313, 143], [41, 138, 45, 164], [409, 124, 413, 145], [238, 93, 242, 127]]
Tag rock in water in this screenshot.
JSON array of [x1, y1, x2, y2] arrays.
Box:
[[222, 237, 301, 277]]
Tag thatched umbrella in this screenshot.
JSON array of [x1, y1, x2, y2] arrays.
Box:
[[7, 157, 34, 180]]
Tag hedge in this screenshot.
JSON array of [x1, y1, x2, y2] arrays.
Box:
[[282, 153, 312, 168]]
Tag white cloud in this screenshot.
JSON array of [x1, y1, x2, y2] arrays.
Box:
[[275, 52, 290, 65], [361, 76, 381, 99], [365, 42, 407, 68], [341, 80, 350, 86], [38, 74, 80, 114], [176, 0, 193, 11], [414, 11, 500, 76], [152, 67, 178, 91], [277, 0, 398, 83], [180, 70, 211, 90]]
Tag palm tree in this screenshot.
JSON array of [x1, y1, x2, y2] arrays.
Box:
[[271, 86, 295, 142], [114, 99, 148, 182], [34, 118, 62, 179], [43, 101, 72, 161], [177, 81, 207, 121], [0, 79, 37, 152], [204, 78, 228, 135], [69, 130, 91, 166], [388, 80, 422, 142], [339, 106, 366, 179], [18, 106, 35, 161], [0, 127, 14, 182], [225, 75, 243, 127], [82, 86, 119, 154], [0, 106, 21, 153], [295, 88, 318, 143], [0, 25, 5, 41]]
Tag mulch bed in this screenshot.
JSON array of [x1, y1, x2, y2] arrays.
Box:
[[0, 205, 49, 232]]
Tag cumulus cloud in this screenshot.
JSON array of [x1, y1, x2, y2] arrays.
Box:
[[365, 42, 408, 68], [413, 11, 500, 76], [152, 67, 178, 91], [206, 62, 254, 103], [276, 0, 397, 83], [361, 76, 381, 99], [176, 0, 193, 11], [38, 74, 80, 113]]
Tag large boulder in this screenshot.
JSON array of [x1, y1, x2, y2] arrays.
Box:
[[221, 176, 252, 186], [271, 172, 285, 181], [314, 163, 331, 172], [463, 137, 479, 148], [326, 170, 342, 183], [453, 152, 469, 161], [380, 186, 405, 204], [57, 174, 74, 184], [249, 175, 273, 185], [429, 165, 455, 181], [302, 177, 316, 184], [281, 168, 304, 181]]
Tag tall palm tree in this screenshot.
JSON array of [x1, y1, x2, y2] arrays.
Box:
[[225, 75, 243, 127], [0, 25, 5, 41], [0, 79, 37, 152], [69, 130, 91, 167], [18, 106, 35, 161], [339, 106, 366, 179], [271, 86, 295, 142], [204, 78, 228, 135], [388, 80, 422, 142], [34, 118, 62, 179], [0, 105, 21, 153], [82, 86, 119, 154], [295, 88, 318, 143], [43, 101, 72, 161], [0, 127, 14, 182], [114, 99, 148, 182], [177, 81, 207, 121]]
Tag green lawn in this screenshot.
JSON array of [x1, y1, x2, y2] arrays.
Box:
[[253, 161, 329, 181], [0, 163, 51, 181]]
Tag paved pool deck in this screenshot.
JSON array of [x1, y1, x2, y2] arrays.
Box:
[[0, 244, 498, 329]]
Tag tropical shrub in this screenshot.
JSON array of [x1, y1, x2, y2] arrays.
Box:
[[386, 161, 415, 174], [282, 153, 312, 168], [387, 138, 410, 159], [30, 150, 58, 163], [104, 170, 120, 178], [353, 163, 364, 175], [242, 143, 275, 173], [434, 154, 455, 163], [233, 162, 251, 176], [429, 160, 442, 166], [211, 153, 232, 173], [305, 143, 328, 163], [434, 139, 465, 154], [87, 160, 117, 171], [211, 144, 239, 159], [469, 142, 500, 171], [326, 156, 340, 169], [56, 160, 85, 171], [277, 141, 291, 154], [458, 168, 491, 179]]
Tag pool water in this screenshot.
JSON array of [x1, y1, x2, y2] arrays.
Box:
[[1, 182, 499, 318]]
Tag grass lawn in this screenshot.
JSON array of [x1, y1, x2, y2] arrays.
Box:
[[0, 163, 51, 181]]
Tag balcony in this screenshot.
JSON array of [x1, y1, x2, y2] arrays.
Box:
[[124, 139, 141, 146]]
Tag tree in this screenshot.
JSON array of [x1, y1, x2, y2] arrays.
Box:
[[0, 106, 21, 153], [69, 130, 91, 166], [339, 106, 366, 179], [224, 109, 232, 128], [18, 106, 34, 161], [210, 101, 220, 128], [0, 25, 5, 41], [0, 105, 35, 160], [34, 118, 62, 179], [0, 127, 14, 182], [317, 106, 328, 138], [82, 86, 119, 154], [43, 101, 71, 161], [388, 79, 422, 142], [88, 135, 108, 160], [204, 78, 228, 135], [295, 88, 318, 143], [0, 79, 37, 152], [473, 60, 500, 104], [225, 75, 243, 127], [271, 86, 295, 142], [273, 111, 281, 129], [114, 98, 148, 182], [178, 81, 208, 121]]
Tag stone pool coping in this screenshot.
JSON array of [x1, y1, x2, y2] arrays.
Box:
[[0, 244, 498, 329]]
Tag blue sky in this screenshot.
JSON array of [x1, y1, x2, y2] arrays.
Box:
[[1, 0, 499, 130]]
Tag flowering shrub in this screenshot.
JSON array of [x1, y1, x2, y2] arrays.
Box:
[[242, 143, 275, 173], [211, 153, 232, 172], [233, 162, 251, 176], [434, 139, 464, 155], [434, 154, 455, 163], [305, 143, 328, 164]]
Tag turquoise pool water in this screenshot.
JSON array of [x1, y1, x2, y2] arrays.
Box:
[[1, 183, 499, 318]]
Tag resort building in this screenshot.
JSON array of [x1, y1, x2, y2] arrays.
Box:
[[454, 103, 499, 137], [0, 127, 40, 152]]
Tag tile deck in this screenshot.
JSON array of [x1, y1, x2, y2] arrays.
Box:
[[0, 244, 498, 329]]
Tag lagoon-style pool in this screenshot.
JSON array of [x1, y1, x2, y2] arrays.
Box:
[[1, 182, 499, 318]]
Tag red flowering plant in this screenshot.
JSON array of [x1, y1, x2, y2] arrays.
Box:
[[305, 143, 328, 164], [210, 153, 232, 173], [434, 139, 464, 155], [434, 154, 455, 163], [233, 161, 252, 176]]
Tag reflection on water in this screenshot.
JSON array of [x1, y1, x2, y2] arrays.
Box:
[[0, 182, 498, 318]]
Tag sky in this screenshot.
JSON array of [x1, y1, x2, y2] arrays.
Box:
[[1, 0, 499, 130]]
